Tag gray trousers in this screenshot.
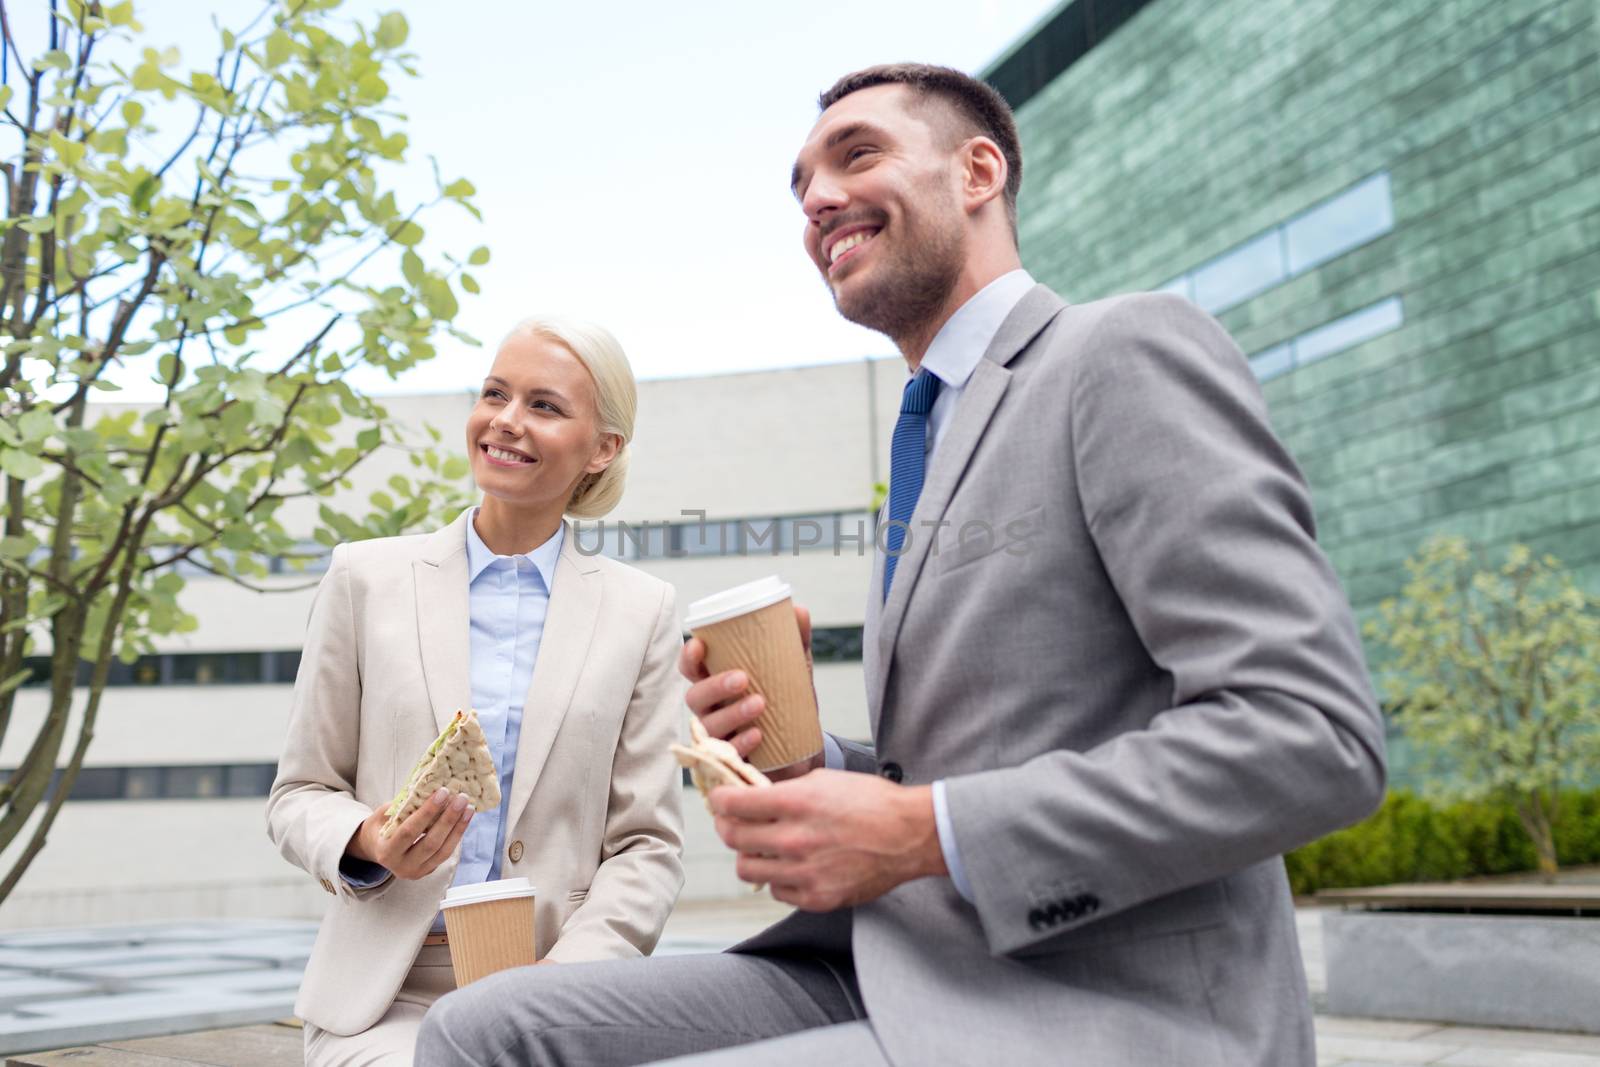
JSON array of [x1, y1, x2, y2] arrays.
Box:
[[414, 951, 886, 1066]]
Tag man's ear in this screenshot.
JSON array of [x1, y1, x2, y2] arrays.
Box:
[[960, 136, 1008, 215]]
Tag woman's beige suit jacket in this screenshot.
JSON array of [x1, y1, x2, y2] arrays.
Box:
[[266, 509, 686, 1036]]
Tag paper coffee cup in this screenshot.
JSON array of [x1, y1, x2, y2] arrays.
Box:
[[439, 877, 537, 985], [685, 576, 823, 772]]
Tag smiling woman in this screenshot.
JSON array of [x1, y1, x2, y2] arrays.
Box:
[[267, 315, 685, 1066]]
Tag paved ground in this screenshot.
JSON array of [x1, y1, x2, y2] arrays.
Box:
[[4, 901, 1598, 1065]]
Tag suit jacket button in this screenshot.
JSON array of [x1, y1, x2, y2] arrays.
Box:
[[508, 840, 525, 863], [879, 762, 904, 783]]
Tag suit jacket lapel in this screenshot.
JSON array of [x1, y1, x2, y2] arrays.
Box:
[[414, 509, 474, 734], [869, 286, 1067, 721], [505, 525, 602, 831]]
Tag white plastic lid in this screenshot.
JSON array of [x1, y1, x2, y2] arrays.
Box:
[[440, 876, 536, 908], [683, 576, 792, 630]]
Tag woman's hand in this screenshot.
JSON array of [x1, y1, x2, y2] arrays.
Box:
[[345, 788, 474, 880], [678, 603, 823, 781]]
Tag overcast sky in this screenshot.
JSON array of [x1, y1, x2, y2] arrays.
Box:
[[18, 0, 1063, 399]]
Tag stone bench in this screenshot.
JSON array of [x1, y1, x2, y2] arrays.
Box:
[[1318, 883, 1600, 1034]]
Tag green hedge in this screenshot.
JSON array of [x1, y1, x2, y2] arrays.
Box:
[[1285, 789, 1600, 896]]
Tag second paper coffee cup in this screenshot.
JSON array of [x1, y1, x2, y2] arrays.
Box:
[[440, 877, 537, 985], [684, 575, 823, 772]]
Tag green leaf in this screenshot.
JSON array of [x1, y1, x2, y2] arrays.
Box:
[[459, 273, 479, 295], [390, 220, 424, 246], [130, 62, 162, 92], [18, 408, 56, 444], [356, 427, 381, 451], [375, 11, 409, 49], [0, 534, 38, 560], [0, 86, 13, 112], [443, 178, 475, 198], [400, 250, 424, 287], [19, 217, 55, 234], [468, 246, 490, 266], [0, 449, 44, 479], [121, 99, 144, 126], [221, 28, 236, 51], [419, 276, 458, 320], [50, 130, 85, 168], [440, 455, 469, 480], [264, 30, 292, 68], [38, 50, 72, 72]]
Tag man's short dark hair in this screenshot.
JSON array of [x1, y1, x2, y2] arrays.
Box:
[[818, 63, 1023, 234]]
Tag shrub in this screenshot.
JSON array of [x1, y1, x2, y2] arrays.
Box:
[[1285, 788, 1600, 895]]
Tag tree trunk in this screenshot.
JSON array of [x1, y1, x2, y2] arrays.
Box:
[[1516, 794, 1560, 883]]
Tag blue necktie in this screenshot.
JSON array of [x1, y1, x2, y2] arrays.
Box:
[[884, 369, 941, 600]]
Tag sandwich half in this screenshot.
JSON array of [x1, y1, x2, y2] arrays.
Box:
[[381, 709, 502, 839]]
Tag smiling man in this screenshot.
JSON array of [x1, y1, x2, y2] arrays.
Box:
[[419, 64, 1386, 1067]]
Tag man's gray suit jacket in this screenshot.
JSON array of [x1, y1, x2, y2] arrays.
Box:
[[738, 287, 1387, 1067]]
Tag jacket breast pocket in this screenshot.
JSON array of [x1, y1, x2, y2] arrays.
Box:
[[939, 505, 1045, 575]]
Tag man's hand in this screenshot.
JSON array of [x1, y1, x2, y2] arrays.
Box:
[[679, 603, 824, 780], [710, 769, 948, 911], [345, 788, 473, 880]]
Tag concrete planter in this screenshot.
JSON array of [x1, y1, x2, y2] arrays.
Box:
[[1324, 909, 1600, 1034]]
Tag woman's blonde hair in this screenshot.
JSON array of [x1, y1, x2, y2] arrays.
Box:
[[501, 316, 637, 519]]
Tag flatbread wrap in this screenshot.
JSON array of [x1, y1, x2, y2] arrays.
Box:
[[381, 709, 501, 839], [670, 716, 772, 803]]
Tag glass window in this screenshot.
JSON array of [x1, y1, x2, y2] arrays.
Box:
[[810, 626, 864, 663], [125, 766, 163, 799], [131, 656, 163, 685], [569, 522, 627, 560], [20, 656, 50, 687], [1293, 297, 1404, 366], [278, 541, 332, 576], [674, 520, 739, 557], [1155, 275, 1193, 301], [170, 653, 229, 685], [733, 518, 783, 556], [780, 515, 837, 553], [1286, 172, 1394, 274], [68, 767, 125, 801], [232, 653, 264, 684], [1250, 344, 1294, 382], [166, 765, 224, 799], [614, 522, 667, 560], [1190, 232, 1285, 313], [225, 764, 278, 797], [270, 649, 302, 683]]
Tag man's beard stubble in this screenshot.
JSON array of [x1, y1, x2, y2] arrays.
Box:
[[829, 202, 965, 347]]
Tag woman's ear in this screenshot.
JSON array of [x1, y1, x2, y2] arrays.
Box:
[[586, 432, 622, 474]]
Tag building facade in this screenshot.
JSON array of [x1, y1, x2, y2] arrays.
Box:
[[994, 0, 1599, 608], [991, 0, 1599, 780]]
